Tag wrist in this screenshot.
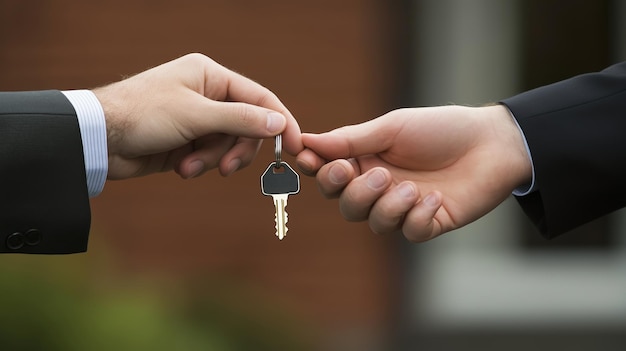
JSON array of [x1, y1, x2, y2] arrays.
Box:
[[92, 83, 126, 156], [481, 104, 533, 191]]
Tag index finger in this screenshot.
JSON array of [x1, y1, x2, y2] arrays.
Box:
[[300, 115, 396, 160], [315, 159, 357, 198], [215, 65, 303, 156]]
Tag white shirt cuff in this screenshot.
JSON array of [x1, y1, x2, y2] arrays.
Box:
[[62, 90, 108, 197], [506, 108, 536, 196]]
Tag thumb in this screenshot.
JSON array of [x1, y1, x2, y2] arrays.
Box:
[[187, 99, 286, 139], [302, 117, 393, 160]]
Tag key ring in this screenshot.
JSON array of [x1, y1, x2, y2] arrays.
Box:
[[274, 134, 282, 169]]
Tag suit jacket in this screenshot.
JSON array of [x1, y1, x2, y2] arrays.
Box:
[[501, 62, 626, 239], [0, 90, 91, 253]]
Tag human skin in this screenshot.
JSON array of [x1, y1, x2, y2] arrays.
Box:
[[296, 104, 532, 242], [93, 53, 303, 180]]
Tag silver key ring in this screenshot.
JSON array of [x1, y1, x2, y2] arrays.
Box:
[[274, 134, 282, 168]]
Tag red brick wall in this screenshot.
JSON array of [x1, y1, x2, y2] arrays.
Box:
[[0, 0, 404, 342]]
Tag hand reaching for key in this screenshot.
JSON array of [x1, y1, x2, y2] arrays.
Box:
[[93, 53, 303, 180], [295, 105, 532, 242]]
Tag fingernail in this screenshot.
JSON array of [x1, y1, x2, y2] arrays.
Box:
[[188, 160, 205, 178], [328, 164, 349, 184], [226, 158, 242, 175], [423, 192, 440, 207], [397, 182, 416, 199], [266, 112, 285, 134], [367, 169, 387, 190]]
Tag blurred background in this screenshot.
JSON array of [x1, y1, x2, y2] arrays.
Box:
[[0, 0, 625, 350]]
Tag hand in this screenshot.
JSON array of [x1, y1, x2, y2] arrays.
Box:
[[93, 53, 302, 180], [296, 105, 532, 242]]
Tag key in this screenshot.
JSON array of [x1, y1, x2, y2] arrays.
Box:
[[261, 161, 300, 240]]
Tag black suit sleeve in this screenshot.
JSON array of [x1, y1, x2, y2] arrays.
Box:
[[0, 90, 91, 254], [501, 62, 626, 238]]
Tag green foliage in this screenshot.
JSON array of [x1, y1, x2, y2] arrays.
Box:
[[0, 255, 312, 351]]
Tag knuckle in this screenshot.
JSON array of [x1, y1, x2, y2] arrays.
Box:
[[320, 190, 339, 200], [183, 52, 208, 64], [369, 222, 390, 236], [233, 104, 258, 129], [255, 89, 278, 107], [316, 177, 343, 199], [339, 201, 368, 222], [403, 225, 437, 243], [403, 229, 426, 243], [404, 234, 421, 243]]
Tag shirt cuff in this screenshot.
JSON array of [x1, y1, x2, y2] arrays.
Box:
[[62, 90, 108, 197], [504, 106, 536, 196]]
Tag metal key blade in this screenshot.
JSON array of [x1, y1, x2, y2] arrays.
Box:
[[273, 194, 289, 240]]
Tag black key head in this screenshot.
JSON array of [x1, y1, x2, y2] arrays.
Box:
[[261, 162, 300, 196]]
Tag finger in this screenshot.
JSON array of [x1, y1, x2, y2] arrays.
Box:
[[367, 182, 420, 235], [337, 168, 393, 222], [301, 116, 396, 160], [401, 191, 443, 243], [295, 148, 327, 176], [218, 137, 263, 176], [215, 66, 303, 155], [207, 99, 301, 156], [315, 159, 358, 199], [177, 88, 287, 140], [199, 98, 287, 138], [281, 116, 304, 156], [176, 134, 237, 178]]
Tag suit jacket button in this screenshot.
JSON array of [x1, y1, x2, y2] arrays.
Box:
[[25, 229, 42, 246], [6, 232, 25, 250]]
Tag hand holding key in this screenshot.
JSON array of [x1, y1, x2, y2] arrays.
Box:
[[93, 53, 303, 180], [295, 105, 532, 242], [261, 135, 300, 240]]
